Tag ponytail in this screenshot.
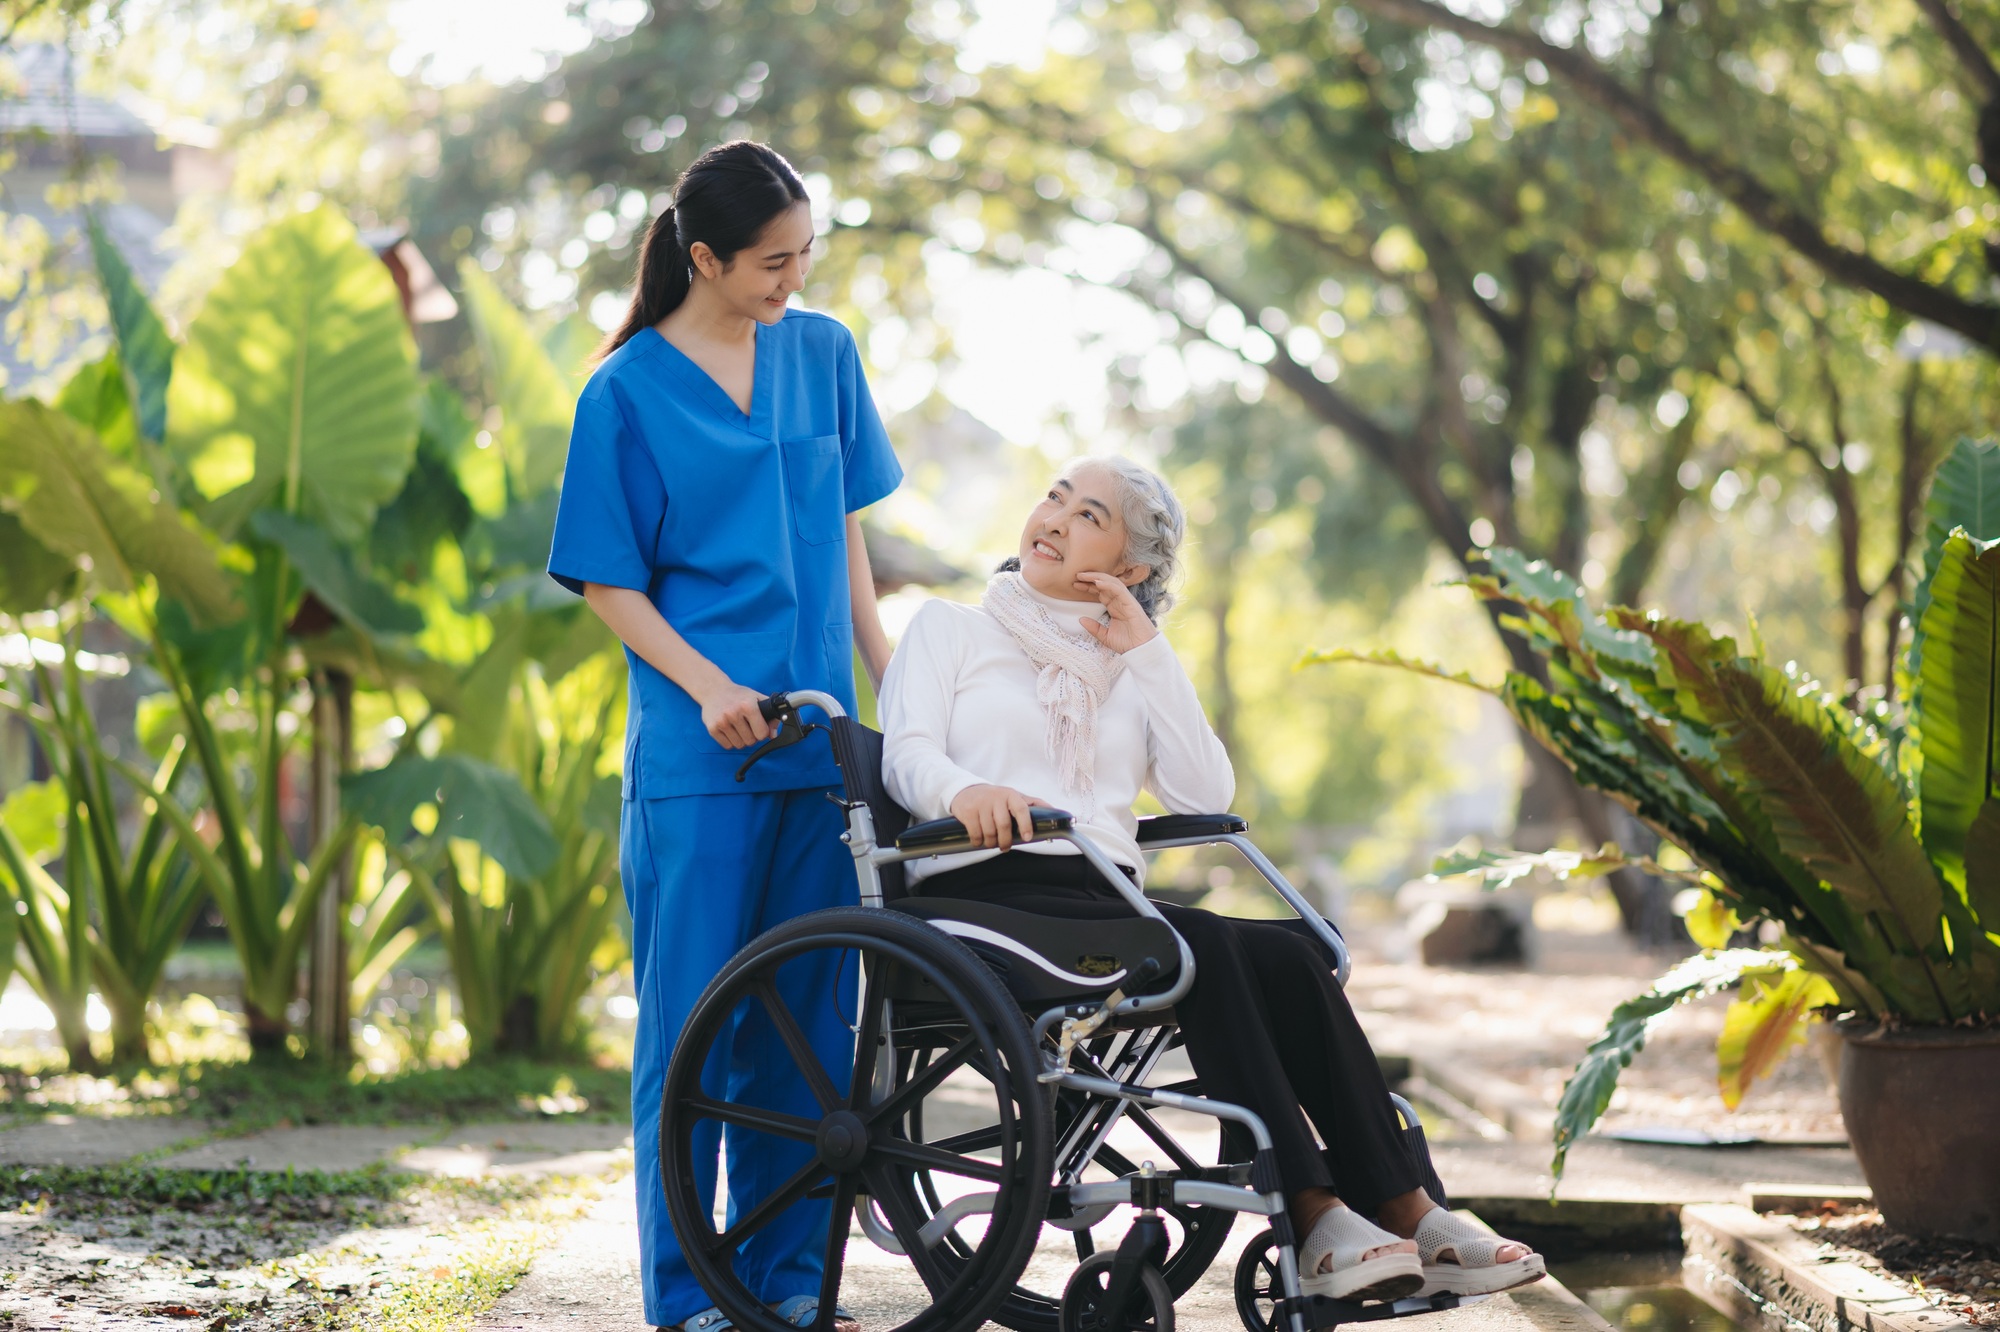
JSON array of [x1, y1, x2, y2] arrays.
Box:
[[595, 140, 809, 361], [599, 206, 691, 359]]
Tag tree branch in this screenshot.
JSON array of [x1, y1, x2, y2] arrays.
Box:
[[1910, 0, 2000, 103], [1342, 0, 2000, 351]]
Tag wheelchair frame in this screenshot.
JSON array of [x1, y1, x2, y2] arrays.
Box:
[[696, 690, 1480, 1332]]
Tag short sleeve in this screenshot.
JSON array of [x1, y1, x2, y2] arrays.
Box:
[[547, 391, 666, 596], [837, 332, 903, 514]]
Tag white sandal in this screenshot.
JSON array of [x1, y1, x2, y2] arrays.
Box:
[[1413, 1209, 1546, 1296], [1297, 1205, 1425, 1301]]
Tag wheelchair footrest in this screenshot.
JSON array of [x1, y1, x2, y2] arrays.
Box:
[[1283, 1291, 1490, 1329]]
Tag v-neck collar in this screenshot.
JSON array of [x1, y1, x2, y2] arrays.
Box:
[[643, 323, 774, 439]]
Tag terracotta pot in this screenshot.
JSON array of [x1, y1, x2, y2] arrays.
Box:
[[1837, 1020, 2000, 1242]]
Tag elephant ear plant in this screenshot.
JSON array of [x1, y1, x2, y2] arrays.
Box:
[[1309, 437, 2000, 1184]]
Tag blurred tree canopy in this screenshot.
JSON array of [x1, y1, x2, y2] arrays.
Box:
[[17, 0, 2000, 923]]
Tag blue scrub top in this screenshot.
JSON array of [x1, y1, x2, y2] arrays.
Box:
[[547, 310, 903, 797]]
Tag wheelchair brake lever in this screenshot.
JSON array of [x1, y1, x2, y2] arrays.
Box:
[[733, 707, 825, 782]]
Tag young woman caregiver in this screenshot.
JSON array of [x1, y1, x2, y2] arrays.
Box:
[[547, 141, 901, 1332]]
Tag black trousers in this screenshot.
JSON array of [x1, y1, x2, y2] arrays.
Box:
[[921, 852, 1424, 1212]]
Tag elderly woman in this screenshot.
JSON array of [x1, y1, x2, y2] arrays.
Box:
[[879, 456, 1544, 1303]]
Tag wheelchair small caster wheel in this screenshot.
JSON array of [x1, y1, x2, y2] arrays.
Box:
[[1060, 1251, 1174, 1332], [1234, 1229, 1284, 1332]]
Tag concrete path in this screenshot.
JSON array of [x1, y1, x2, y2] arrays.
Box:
[[477, 1178, 1622, 1332]]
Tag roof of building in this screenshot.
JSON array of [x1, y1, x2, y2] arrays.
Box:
[[0, 43, 156, 140]]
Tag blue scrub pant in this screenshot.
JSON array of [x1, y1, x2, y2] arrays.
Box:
[[623, 787, 858, 1327]]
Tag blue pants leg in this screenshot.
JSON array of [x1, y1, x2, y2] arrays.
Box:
[[625, 788, 856, 1327]]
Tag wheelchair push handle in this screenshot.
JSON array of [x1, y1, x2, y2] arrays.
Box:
[[734, 693, 827, 782]]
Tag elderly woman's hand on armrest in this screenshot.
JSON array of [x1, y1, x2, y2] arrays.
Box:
[[949, 784, 1054, 850]]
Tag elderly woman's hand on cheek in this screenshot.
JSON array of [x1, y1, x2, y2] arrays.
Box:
[[1072, 571, 1158, 653]]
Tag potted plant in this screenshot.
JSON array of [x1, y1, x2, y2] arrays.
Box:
[[1311, 438, 2000, 1241]]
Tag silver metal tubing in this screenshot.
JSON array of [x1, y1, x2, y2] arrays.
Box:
[[1064, 1178, 1279, 1216], [915, 1190, 999, 1249], [1055, 1072, 1275, 1154], [845, 802, 885, 908], [779, 688, 848, 720], [1138, 832, 1350, 986], [855, 1192, 903, 1255], [1387, 1091, 1424, 1131], [1219, 833, 1350, 986], [1054, 1026, 1176, 1186]]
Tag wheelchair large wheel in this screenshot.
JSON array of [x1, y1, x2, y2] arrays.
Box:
[[896, 1049, 1249, 1332], [662, 907, 1053, 1332]]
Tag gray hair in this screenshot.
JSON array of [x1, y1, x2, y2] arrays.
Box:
[[1059, 455, 1187, 621]]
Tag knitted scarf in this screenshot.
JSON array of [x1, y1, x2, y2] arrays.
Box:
[[980, 571, 1125, 799]]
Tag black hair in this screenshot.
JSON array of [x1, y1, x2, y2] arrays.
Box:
[[596, 140, 810, 360]]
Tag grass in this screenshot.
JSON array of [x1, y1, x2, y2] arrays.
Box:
[[0, 1057, 632, 1129]]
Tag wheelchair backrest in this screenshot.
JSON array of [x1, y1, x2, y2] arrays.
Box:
[[826, 716, 913, 902]]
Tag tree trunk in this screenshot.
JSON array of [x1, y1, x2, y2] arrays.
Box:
[[245, 1001, 291, 1057], [307, 668, 354, 1061]]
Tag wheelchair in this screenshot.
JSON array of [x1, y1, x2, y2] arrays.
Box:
[[660, 691, 1471, 1332]]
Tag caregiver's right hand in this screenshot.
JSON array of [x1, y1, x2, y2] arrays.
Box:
[[699, 682, 774, 749]]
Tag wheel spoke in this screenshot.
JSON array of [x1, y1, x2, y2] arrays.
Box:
[[848, 961, 890, 1107], [678, 1094, 822, 1143], [814, 1173, 858, 1332], [870, 1136, 1005, 1183], [862, 1032, 978, 1126], [927, 1122, 1008, 1155], [713, 1155, 830, 1254], [754, 979, 844, 1113], [861, 1162, 955, 1298]]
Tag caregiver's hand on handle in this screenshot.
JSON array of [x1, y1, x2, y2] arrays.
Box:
[[697, 681, 774, 749], [950, 784, 1052, 850], [1073, 570, 1157, 653]]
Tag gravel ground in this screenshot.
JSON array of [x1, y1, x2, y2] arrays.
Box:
[[1790, 1209, 2000, 1327], [0, 1167, 601, 1332]]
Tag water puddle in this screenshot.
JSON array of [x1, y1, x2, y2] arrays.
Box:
[[1551, 1251, 1752, 1332]]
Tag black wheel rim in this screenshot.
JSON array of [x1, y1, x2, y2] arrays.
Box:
[[661, 918, 1050, 1332]]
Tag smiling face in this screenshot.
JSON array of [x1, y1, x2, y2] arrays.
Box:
[[1017, 464, 1151, 601], [689, 200, 815, 325]]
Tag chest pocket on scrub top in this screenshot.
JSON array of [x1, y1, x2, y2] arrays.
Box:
[[782, 434, 845, 546]]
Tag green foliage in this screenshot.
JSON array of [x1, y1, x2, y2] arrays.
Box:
[[1324, 442, 2000, 1180], [1716, 968, 1838, 1111], [167, 205, 420, 542], [85, 214, 174, 444], [1551, 949, 1797, 1182], [0, 399, 238, 626], [0, 635, 206, 1065], [457, 263, 572, 501], [343, 753, 557, 883]]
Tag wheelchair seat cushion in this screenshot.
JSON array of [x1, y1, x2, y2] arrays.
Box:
[[892, 897, 1181, 1008]]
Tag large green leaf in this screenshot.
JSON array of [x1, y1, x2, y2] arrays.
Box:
[[0, 512, 78, 614], [0, 401, 238, 626], [457, 261, 572, 499], [54, 352, 138, 456], [1910, 439, 2000, 686], [1961, 800, 2000, 931], [167, 205, 420, 542], [342, 752, 557, 881], [1552, 949, 1794, 1185], [1715, 967, 1838, 1109], [86, 217, 175, 444], [1912, 529, 2000, 889], [1637, 619, 1947, 961], [249, 510, 423, 637]]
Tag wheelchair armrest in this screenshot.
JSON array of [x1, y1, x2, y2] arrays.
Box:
[[1135, 813, 1248, 844], [895, 807, 1075, 854]]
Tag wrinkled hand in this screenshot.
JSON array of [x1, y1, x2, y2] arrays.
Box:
[[1073, 571, 1158, 653], [698, 682, 773, 749], [949, 784, 1052, 850]]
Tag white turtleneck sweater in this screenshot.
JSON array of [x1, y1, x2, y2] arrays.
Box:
[[880, 587, 1236, 886]]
